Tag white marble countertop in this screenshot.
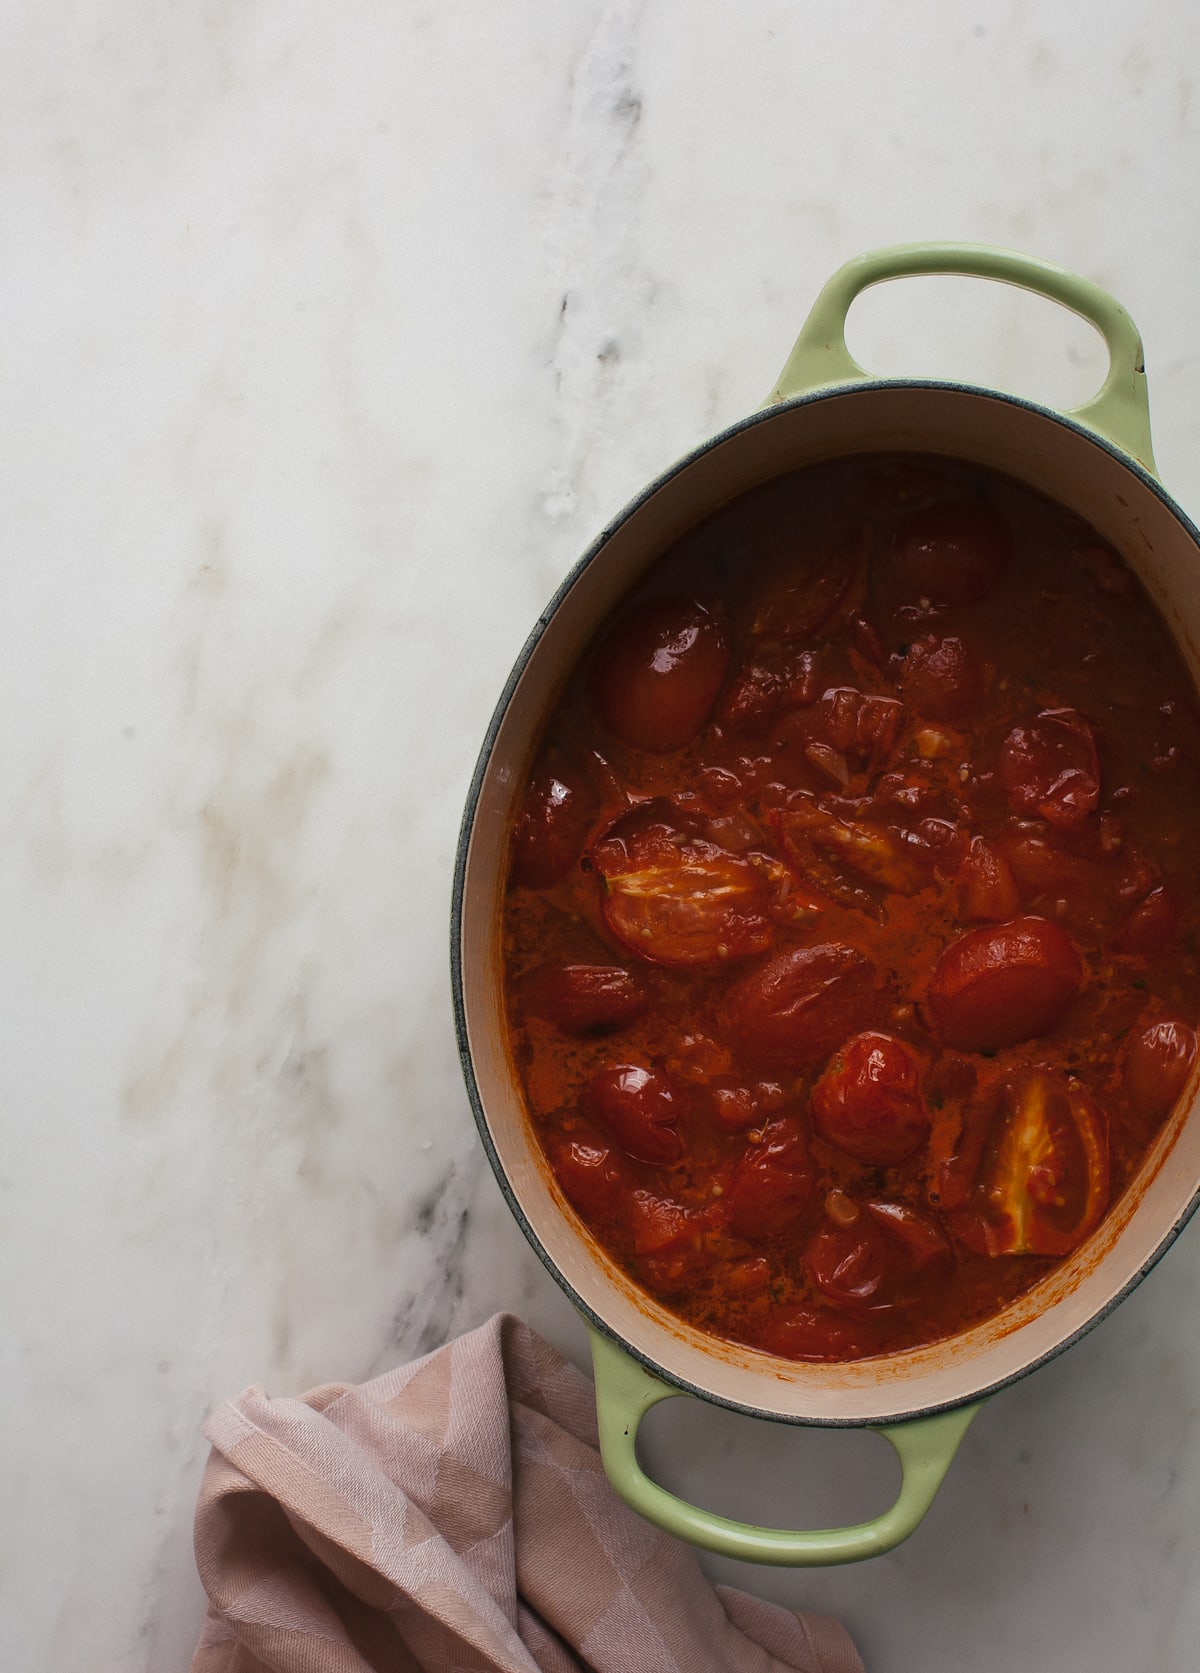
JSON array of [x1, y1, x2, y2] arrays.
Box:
[[7, 3, 1200, 1668]]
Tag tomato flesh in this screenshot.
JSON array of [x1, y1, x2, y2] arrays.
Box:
[[591, 599, 729, 752], [944, 1067, 1109, 1257], [928, 916, 1083, 1051], [593, 803, 775, 966], [898, 635, 982, 722], [812, 1032, 930, 1165], [955, 837, 1021, 923]]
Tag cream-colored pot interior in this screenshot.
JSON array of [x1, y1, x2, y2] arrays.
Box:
[[456, 383, 1200, 1426]]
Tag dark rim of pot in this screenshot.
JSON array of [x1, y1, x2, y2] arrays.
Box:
[[449, 376, 1200, 1428]]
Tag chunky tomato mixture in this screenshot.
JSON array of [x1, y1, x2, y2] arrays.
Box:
[[502, 454, 1200, 1361]]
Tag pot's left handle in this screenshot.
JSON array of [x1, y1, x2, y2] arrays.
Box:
[[588, 1326, 979, 1567], [765, 241, 1157, 476]]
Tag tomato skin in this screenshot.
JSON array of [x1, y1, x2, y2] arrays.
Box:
[[1125, 1019, 1197, 1122], [898, 635, 982, 722], [724, 942, 877, 1071], [591, 599, 729, 752], [928, 916, 1083, 1052], [812, 1032, 930, 1165], [584, 1064, 685, 1164], [516, 963, 648, 1035], [550, 1132, 627, 1219], [893, 499, 1009, 604], [998, 709, 1100, 834], [592, 802, 774, 967], [1117, 886, 1184, 958], [806, 1198, 952, 1311], [724, 1117, 814, 1238], [510, 760, 595, 888], [755, 1305, 876, 1362], [955, 837, 1021, 923], [943, 1067, 1109, 1258]]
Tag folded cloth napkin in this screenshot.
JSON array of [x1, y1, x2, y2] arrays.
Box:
[[190, 1312, 864, 1673]]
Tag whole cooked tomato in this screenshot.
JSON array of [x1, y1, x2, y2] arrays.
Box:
[[812, 1032, 930, 1165], [723, 1117, 814, 1237], [893, 498, 1009, 604], [550, 1131, 627, 1219], [515, 963, 648, 1035], [510, 756, 596, 887], [590, 598, 729, 752], [998, 709, 1100, 834], [583, 1064, 685, 1165], [928, 916, 1083, 1051], [897, 634, 983, 722], [942, 1066, 1109, 1258], [806, 1197, 952, 1311], [724, 942, 877, 1071], [592, 801, 775, 966], [1125, 1018, 1197, 1122]]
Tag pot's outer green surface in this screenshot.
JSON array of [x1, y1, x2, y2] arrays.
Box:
[[452, 244, 1200, 1564]]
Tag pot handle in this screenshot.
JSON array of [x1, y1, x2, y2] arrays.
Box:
[[588, 1326, 980, 1567], [766, 241, 1157, 476]]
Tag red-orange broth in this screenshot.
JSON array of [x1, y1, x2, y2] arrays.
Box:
[[501, 454, 1200, 1361]]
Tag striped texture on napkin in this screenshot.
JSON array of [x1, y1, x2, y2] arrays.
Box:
[[190, 1311, 864, 1673]]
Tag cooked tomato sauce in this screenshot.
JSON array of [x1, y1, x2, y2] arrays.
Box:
[[501, 454, 1200, 1361]]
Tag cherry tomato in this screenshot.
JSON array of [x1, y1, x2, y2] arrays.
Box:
[[584, 1064, 685, 1164], [724, 942, 877, 1071], [806, 1197, 952, 1311], [1125, 1018, 1197, 1122], [753, 527, 864, 638], [755, 1305, 876, 1362], [590, 599, 729, 752], [814, 687, 904, 765], [812, 1032, 930, 1165], [710, 1079, 787, 1130], [724, 1117, 814, 1238], [943, 1067, 1109, 1257], [998, 709, 1100, 834], [893, 498, 1009, 604], [510, 758, 595, 887], [897, 635, 982, 722], [550, 1132, 626, 1219], [628, 1191, 712, 1290], [955, 837, 1021, 923], [1117, 885, 1184, 958], [717, 648, 821, 734], [928, 916, 1083, 1051], [516, 963, 648, 1035], [593, 802, 774, 966]]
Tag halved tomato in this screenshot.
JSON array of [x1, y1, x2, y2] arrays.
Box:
[[942, 1066, 1109, 1257], [592, 802, 775, 966]]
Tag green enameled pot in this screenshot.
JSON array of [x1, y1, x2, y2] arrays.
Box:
[[452, 244, 1200, 1565]]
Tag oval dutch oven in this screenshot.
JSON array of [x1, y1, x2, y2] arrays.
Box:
[[451, 243, 1200, 1565]]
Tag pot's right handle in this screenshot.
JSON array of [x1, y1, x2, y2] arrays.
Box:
[[766, 242, 1157, 477], [589, 1326, 980, 1567]]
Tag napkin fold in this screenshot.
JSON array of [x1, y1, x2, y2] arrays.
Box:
[[190, 1312, 863, 1673]]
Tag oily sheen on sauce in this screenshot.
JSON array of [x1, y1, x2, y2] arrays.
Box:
[[502, 454, 1200, 1362]]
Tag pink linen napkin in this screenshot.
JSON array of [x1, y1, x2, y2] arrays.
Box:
[[190, 1311, 863, 1673]]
